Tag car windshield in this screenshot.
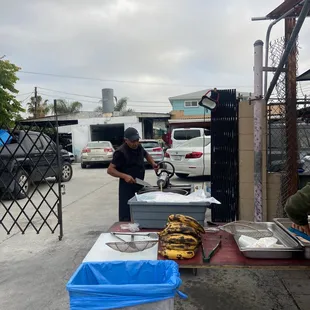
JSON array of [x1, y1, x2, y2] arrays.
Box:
[[177, 136, 211, 148], [140, 141, 159, 149], [87, 142, 111, 148], [173, 129, 201, 140]]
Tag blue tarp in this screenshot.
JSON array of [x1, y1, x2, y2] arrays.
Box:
[[66, 260, 187, 310], [0, 129, 12, 146]]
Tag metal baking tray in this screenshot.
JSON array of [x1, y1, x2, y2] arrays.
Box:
[[274, 217, 310, 259], [234, 222, 303, 259]]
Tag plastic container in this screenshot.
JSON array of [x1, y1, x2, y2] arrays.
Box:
[[128, 196, 209, 229], [66, 260, 186, 310]]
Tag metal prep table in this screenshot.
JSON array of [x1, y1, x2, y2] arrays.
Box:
[[108, 222, 310, 274]]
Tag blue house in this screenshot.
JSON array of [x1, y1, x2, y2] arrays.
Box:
[[168, 89, 211, 118], [168, 89, 251, 131]]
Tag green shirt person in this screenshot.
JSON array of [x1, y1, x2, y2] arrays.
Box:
[[285, 183, 310, 236]]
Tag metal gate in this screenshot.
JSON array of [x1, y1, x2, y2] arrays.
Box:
[[211, 89, 239, 222], [0, 120, 66, 240]]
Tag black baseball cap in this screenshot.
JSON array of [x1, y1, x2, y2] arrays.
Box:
[[124, 127, 140, 141]]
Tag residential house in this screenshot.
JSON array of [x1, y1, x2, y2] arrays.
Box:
[[167, 89, 251, 132], [169, 89, 211, 122]]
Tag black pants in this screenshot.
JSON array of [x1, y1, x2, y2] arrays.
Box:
[[118, 180, 142, 222]]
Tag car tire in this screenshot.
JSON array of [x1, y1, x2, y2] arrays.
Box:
[[176, 173, 189, 178], [61, 162, 73, 182], [81, 163, 87, 169], [13, 169, 30, 199]]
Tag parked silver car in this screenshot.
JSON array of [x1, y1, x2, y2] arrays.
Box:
[[140, 139, 164, 164], [81, 141, 114, 168]]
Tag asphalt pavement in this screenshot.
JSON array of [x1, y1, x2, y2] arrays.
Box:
[[0, 164, 309, 310]]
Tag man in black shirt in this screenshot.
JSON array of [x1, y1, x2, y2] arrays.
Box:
[[107, 127, 158, 222]]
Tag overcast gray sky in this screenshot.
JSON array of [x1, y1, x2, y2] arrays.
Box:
[[1, 0, 310, 114]]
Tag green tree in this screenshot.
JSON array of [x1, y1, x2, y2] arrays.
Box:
[[27, 96, 50, 118], [50, 99, 83, 115], [0, 58, 25, 127], [94, 97, 134, 115]]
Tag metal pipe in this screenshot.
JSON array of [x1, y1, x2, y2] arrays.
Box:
[[251, 16, 272, 21], [264, 0, 305, 97], [253, 40, 264, 222], [265, 0, 310, 102], [54, 99, 63, 241]]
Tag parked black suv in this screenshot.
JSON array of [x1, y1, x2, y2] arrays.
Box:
[[0, 130, 73, 199]]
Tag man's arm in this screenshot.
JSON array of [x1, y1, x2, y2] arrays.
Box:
[[107, 151, 135, 183], [285, 183, 310, 234], [143, 149, 158, 171], [107, 163, 135, 183]]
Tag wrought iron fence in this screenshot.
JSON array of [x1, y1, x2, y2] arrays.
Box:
[[0, 120, 68, 240], [211, 89, 239, 222]]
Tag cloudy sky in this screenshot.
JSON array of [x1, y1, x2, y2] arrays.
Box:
[[1, 0, 310, 114]]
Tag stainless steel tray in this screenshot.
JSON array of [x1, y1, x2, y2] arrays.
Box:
[[274, 217, 310, 259], [234, 222, 303, 259]]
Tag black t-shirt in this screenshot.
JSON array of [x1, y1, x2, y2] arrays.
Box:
[[112, 143, 147, 176]]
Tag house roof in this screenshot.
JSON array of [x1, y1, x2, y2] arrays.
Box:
[[297, 69, 310, 81], [168, 89, 251, 102], [168, 89, 210, 101]]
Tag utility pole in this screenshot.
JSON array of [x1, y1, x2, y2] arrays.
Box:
[[285, 15, 298, 198], [34, 86, 38, 119]]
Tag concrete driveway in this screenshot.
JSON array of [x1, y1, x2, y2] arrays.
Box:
[[0, 164, 309, 310]]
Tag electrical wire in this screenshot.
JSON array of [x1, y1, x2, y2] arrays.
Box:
[[37, 91, 171, 107], [15, 91, 33, 97], [37, 87, 101, 99], [19, 70, 253, 88], [19, 92, 34, 103], [37, 87, 172, 104]]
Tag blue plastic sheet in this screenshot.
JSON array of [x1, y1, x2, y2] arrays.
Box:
[[0, 129, 12, 146], [66, 260, 187, 310]]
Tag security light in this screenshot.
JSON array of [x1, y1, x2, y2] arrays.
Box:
[[198, 88, 219, 110]]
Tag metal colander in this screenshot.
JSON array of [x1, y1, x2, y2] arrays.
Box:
[[219, 221, 273, 239], [106, 240, 158, 253], [107, 232, 159, 253]]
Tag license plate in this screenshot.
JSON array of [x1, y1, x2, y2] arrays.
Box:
[[173, 155, 182, 161], [92, 157, 104, 161]]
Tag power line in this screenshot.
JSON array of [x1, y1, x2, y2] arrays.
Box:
[[19, 70, 253, 88], [38, 92, 101, 104], [37, 92, 170, 107], [19, 92, 34, 103], [37, 87, 101, 99], [16, 91, 33, 97], [37, 87, 170, 103]]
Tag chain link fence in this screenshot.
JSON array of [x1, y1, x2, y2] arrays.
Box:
[[267, 37, 310, 217]]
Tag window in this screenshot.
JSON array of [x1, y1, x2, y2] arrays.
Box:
[[87, 142, 111, 148], [180, 136, 211, 148], [184, 101, 198, 108], [173, 130, 201, 140], [140, 141, 159, 149], [29, 134, 43, 150]]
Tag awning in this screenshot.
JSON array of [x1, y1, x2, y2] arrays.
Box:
[[266, 0, 310, 19], [297, 69, 310, 81]]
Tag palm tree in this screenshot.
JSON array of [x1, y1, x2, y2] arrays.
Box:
[[27, 96, 50, 118], [94, 97, 134, 115], [50, 99, 83, 115]]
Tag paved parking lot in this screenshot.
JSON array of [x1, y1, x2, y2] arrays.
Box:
[[0, 164, 309, 310]]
